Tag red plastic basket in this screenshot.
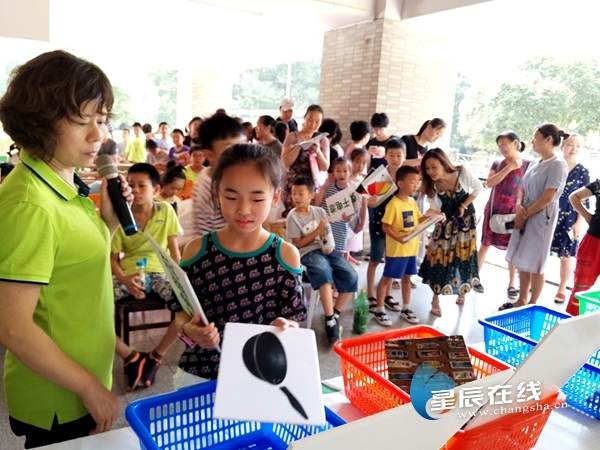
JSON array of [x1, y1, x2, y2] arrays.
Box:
[[333, 325, 509, 416], [333, 325, 565, 450], [444, 390, 566, 450]]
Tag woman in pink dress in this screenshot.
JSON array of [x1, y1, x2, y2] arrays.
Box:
[[477, 131, 529, 300]]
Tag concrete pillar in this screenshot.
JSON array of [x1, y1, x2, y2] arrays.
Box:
[[319, 17, 459, 150], [190, 68, 237, 118], [0, 0, 49, 41]]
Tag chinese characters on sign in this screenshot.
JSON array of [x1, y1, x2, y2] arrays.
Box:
[[431, 381, 542, 411], [325, 187, 357, 222]]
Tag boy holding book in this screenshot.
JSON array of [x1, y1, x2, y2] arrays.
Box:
[[375, 166, 427, 326]]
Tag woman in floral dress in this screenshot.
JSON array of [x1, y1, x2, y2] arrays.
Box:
[[281, 105, 329, 217], [418, 148, 483, 316], [551, 134, 590, 303]]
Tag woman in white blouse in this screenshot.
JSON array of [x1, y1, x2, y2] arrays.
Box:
[[419, 148, 484, 316]]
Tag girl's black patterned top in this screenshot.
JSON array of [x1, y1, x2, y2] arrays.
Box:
[[167, 231, 307, 379]]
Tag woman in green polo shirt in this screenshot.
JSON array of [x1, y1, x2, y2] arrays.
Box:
[[0, 51, 132, 448]]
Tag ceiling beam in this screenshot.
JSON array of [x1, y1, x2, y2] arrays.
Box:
[[401, 0, 494, 20]]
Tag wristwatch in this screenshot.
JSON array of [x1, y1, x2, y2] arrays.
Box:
[[178, 320, 196, 348]]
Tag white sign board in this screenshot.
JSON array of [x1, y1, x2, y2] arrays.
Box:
[[325, 187, 355, 222], [214, 323, 324, 426]]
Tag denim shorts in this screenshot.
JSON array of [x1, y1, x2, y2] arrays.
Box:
[[383, 256, 418, 278], [301, 249, 358, 293], [369, 234, 386, 264]]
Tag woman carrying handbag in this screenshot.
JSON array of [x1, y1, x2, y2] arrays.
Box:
[[477, 131, 530, 299]]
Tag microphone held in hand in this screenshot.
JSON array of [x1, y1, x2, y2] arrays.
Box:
[[96, 155, 138, 236]]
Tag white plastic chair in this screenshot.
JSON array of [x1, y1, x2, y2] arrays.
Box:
[[303, 282, 320, 329]]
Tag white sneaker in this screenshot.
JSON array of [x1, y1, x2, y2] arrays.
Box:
[[400, 308, 419, 324], [374, 311, 392, 327]]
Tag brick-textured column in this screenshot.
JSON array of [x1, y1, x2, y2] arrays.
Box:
[[319, 18, 459, 149]]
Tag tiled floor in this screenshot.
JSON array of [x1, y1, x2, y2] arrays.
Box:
[[2, 258, 600, 448]]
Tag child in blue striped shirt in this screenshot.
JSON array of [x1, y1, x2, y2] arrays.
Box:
[[316, 157, 356, 254]]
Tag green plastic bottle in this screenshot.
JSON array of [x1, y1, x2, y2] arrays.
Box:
[[353, 290, 369, 335]]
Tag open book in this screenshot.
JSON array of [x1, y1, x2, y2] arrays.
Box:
[[400, 214, 443, 244], [297, 132, 329, 150], [355, 165, 398, 207]]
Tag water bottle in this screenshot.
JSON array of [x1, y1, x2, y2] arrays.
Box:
[[135, 258, 151, 298], [353, 290, 369, 335]]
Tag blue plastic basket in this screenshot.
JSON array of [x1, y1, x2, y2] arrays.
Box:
[[479, 305, 600, 418], [126, 380, 346, 450]]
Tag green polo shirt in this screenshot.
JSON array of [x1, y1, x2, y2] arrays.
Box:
[[0, 151, 115, 430], [111, 201, 182, 275]]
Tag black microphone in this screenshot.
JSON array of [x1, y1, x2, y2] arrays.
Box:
[[96, 155, 138, 236]]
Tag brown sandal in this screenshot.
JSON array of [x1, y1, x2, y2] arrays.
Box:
[[554, 293, 566, 304]]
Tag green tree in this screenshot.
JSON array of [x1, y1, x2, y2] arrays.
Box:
[[148, 69, 178, 125], [0, 60, 21, 98], [450, 72, 471, 152], [290, 60, 321, 110], [111, 85, 134, 129], [232, 60, 321, 112], [462, 56, 600, 150]]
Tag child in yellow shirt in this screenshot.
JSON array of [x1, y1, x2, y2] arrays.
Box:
[[375, 166, 427, 326]]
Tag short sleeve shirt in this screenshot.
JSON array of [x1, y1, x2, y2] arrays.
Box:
[[168, 145, 191, 161], [366, 135, 400, 170], [0, 151, 115, 429], [126, 137, 147, 163], [585, 179, 600, 239], [368, 167, 395, 237], [168, 231, 306, 379], [111, 201, 182, 274], [382, 196, 422, 257], [98, 138, 118, 156], [192, 170, 227, 236], [401, 135, 428, 161], [263, 139, 283, 158], [320, 183, 349, 252], [286, 206, 330, 257], [146, 150, 169, 165]]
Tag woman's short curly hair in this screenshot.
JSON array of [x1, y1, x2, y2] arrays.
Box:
[[0, 50, 114, 161]]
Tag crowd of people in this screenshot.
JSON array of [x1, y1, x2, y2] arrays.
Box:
[[0, 50, 599, 448]]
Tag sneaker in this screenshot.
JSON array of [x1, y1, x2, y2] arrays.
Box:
[[124, 352, 147, 392], [142, 352, 162, 388], [400, 308, 419, 324], [507, 287, 519, 299], [374, 311, 392, 327], [333, 309, 340, 321], [325, 318, 340, 345], [473, 284, 484, 293]]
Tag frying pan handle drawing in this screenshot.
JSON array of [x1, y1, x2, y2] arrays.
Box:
[[280, 386, 308, 420]]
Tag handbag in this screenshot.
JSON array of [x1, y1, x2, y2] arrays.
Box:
[[488, 184, 515, 234]]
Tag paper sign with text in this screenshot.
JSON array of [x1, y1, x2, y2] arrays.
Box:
[[325, 187, 356, 222]]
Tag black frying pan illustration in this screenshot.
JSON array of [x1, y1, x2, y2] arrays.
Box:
[[242, 331, 308, 420]]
